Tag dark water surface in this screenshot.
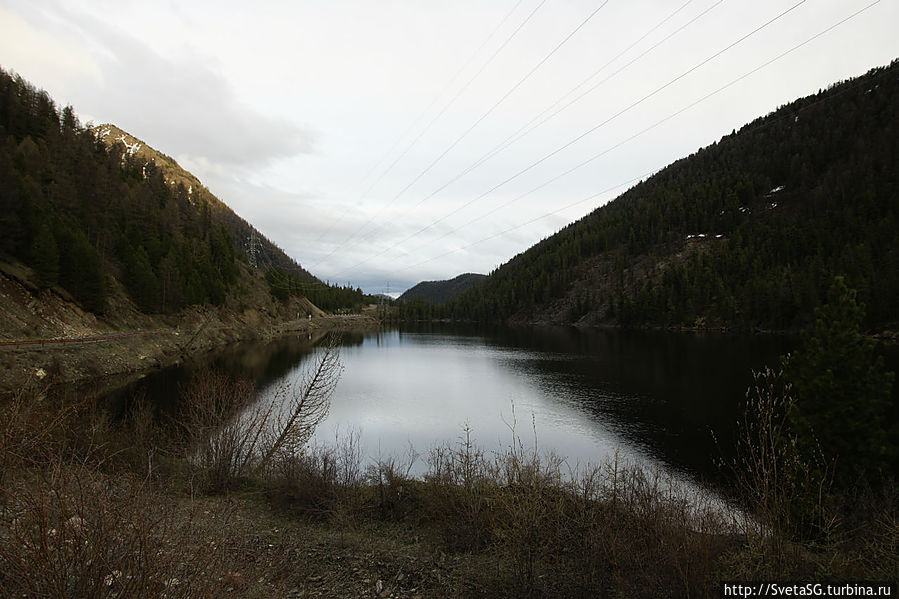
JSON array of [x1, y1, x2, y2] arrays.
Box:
[[113, 325, 815, 482], [311, 325, 795, 480]]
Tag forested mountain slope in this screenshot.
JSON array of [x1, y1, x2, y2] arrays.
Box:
[[0, 68, 365, 317], [398, 273, 487, 304], [445, 61, 899, 331], [90, 123, 312, 281]]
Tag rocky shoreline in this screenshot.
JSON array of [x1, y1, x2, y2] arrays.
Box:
[[1, 312, 380, 397], [0, 261, 380, 396]]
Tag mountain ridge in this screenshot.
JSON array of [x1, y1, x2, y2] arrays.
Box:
[[434, 60, 899, 331], [90, 123, 315, 281], [0, 67, 380, 391], [398, 273, 487, 305]]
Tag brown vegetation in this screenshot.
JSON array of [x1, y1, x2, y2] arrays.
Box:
[[0, 257, 377, 396], [0, 357, 895, 598]]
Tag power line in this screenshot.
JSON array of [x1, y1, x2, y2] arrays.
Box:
[[392, 0, 885, 275], [312, 0, 611, 269], [310, 0, 526, 246], [401, 0, 720, 224], [380, 0, 610, 207], [360, 0, 719, 259], [315, 0, 709, 274], [396, 171, 655, 274], [435, 0, 886, 248], [331, 0, 810, 280], [308, 0, 551, 270]]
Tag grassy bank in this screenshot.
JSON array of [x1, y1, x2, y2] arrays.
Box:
[[1, 353, 896, 597]]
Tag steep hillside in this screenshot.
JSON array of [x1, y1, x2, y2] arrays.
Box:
[[398, 273, 486, 304], [0, 67, 367, 319], [91, 124, 313, 279], [445, 61, 899, 332], [91, 125, 372, 313], [0, 67, 378, 391]]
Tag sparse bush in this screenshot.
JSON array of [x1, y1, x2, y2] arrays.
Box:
[[178, 335, 342, 491], [425, 425, 495, 550], [0, 383, 64, 480], [0, 464, 230, 598], [0, 381, 241, 599], [268, 442, 350, 518], [733, 366, 833, 543], [366, 449, 418, 521], [0, 383, 113, 479], [418, 421, 734, 598], [178, 368, 258, 490], [721, 364, 899, 582], [3, 334, 894, 597]]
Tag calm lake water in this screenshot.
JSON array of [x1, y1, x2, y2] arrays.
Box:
[[116, 325, 812, 483], [306, 325, 793, 480]]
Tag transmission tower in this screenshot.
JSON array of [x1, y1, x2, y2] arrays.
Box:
[[246, 232, 262, 269]]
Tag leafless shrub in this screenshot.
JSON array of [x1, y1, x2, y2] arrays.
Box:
[[729, 365, 834, 576], [252, 336, 342, 476], [0, 383, 118, 483], [267, 441, 355, 518], [333, 426, 364, 490], [418, 417, 732, 598], [863, 501, 899, 580], [718, 366, 899, 581], [179, 368, 257, 490], [0, 464, 229, 598], [365, 446, 418, 521], [425, 424, 495, 550], [179, 335, 342, 491]]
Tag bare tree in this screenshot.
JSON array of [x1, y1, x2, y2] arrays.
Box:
[[252, 335, 342, 477], [180, 334, 342, 489]]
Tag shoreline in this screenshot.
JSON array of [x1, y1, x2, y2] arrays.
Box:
[[0, 311, 380, 397]]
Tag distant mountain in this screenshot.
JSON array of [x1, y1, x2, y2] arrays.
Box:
[[437, 61, 899, 331], [399, 273, 487, 304]]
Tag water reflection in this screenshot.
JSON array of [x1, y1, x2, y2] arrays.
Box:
[[103, 322, 899, 495], [287, 326, 796, 481], [108, 325, 813, 483]]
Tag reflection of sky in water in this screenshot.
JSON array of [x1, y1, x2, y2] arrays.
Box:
[[288, 330, 654, 475], [241, 325, 802, 487]]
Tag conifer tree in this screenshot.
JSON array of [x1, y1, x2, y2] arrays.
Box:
[[784, 276, 896, 486], [30, 223, 58, 286]]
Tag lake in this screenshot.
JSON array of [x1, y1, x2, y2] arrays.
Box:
[[117, 324, 804, 483], [305, 325, 794, 480]]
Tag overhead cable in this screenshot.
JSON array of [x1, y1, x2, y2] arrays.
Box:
[[311, 0, 527, 245], [393, 0, 884, 275], [308, 0, 551, 268], [331, 0, 809, 279]]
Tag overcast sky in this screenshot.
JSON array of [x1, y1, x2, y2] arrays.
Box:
[[1, 0, 896, 294]]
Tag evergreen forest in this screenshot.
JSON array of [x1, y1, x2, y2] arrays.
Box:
[[265, 268, 366, 313], [403, 61, 899, 331], [398, 273, 487, 305], [0, 68, 368, 315]]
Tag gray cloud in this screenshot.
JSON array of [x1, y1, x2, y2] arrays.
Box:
[[54, 4, 317, 169], [5, 0, 896, 294]]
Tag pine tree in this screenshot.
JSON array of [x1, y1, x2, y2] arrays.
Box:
[[31, 223, 58, 286], [123, 244, 160, 312], [783, 276, 896, 486]]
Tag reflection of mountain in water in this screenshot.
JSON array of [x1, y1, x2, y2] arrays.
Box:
[[104, 325, 898, 486], [472, 325, 796, 479], [104, 331, 366, 414]]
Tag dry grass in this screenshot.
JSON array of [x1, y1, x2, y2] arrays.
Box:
[[0, 464, 234, 598], [0, 359, 895, 598], [176, 335, 341, 492]]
